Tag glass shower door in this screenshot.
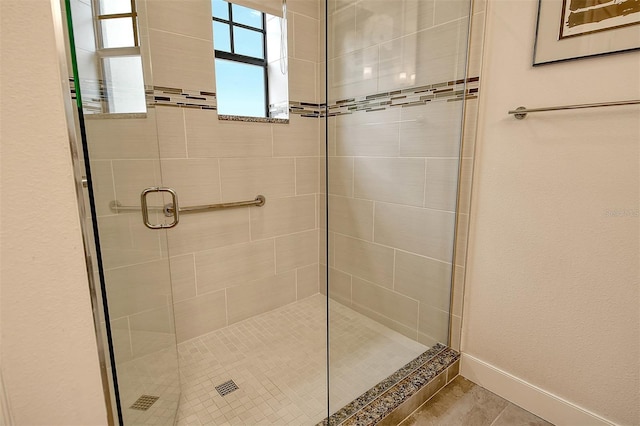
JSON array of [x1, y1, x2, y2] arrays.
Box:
[[65, 0, 180, 423], [325, 0, 472, 419]]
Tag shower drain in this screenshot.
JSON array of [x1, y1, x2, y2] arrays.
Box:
[[130, 395, 159, 411], [215, 379, 239, 397]]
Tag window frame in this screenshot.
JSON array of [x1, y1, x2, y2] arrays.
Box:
[[94, 0, 139, 49], [92, 0, 145, 114], [213, 2, 270, 118]]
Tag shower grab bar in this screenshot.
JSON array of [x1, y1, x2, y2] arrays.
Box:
[[509, 99, 640, 119], [109, 195, 266, 217]]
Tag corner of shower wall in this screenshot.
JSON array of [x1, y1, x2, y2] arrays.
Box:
[[325, 0, 479, 349]]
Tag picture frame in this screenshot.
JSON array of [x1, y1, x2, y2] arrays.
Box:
[[533, 0, 640, 65]]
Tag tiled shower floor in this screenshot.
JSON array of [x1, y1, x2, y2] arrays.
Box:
[[175, 294, 427, 425]]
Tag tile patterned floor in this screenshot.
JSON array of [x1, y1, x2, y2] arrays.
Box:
[[112, 346, 181, 425], [107, 299, 551, 426], [175, 294, 427, 425], [399, 376, 554, 426]]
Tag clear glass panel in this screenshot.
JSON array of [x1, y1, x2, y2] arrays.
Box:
[[100, 17, 135, 48], [102, 56, 146, 113], [214, 59, 265, 117], [232, 26, 263, 58], [211, 0, 229, 20], [231, 3, 263, 29], [66, 1, 180, 425], [99, 0, 132, 15], [213, 21, 231, 52], [326, 0, 472, 418], [67, 0, 472, 423]]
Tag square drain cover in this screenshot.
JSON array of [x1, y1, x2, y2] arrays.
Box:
[[130, 395, 159, 411], [215, 380, 239, 397]]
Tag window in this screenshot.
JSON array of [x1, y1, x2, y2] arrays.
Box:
[[212, 0, 288, 119], [94, 0, 146, 113], [213, 0, 268, 117]]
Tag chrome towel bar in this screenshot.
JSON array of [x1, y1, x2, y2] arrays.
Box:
[[110, 195, 265, 217], [509, 99, 640, 119]]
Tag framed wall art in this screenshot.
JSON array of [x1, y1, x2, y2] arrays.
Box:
[[534, 0, 640, 65]]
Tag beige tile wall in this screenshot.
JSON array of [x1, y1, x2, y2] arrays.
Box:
[[325, 0, 480, 348], [84, 0, 323, 351], [83, 0, 482, 358]]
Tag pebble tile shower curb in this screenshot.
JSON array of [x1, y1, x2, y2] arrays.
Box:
[[320, 344, 460, 426]]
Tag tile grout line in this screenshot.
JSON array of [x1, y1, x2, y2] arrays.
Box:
[[489, 405, 510, 426], [192, 252, 199, 297], [182, 108, 189, 158]]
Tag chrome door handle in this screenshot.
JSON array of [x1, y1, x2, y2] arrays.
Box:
[[140, 187, 179, 229]]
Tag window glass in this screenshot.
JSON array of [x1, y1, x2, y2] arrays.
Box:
[[214, 59, 265, 117], [99, 0, 132, 15], [101, 18, 135, 48], [232, 27, 263, 58], [102, 56, 146, 113], [212, 0, 229, 20], [213, 2, 287, 119], [213, 21, 231, 52], [94, 0, 145, 114], [231, 4, 263, 29]]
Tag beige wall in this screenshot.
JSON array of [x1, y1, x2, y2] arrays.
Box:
[[0, 0, 107, 424], [323, 0, 479, 347], [462, 0, 639, 424]]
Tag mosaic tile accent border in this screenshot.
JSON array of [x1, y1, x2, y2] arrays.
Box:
[[285, 76, 481, 118], [68, 79, 218, 112], [319, 343, 460, 426], [290, 101, 325, 117], [149, 86, 217, 110], [70, 79, 306, 119], [327, 76, 480, 117], [69, 76, 479, 119]]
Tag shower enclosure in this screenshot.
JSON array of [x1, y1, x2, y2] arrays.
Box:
[[62, 0, 478, 423]]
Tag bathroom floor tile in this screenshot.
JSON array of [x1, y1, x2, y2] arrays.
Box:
[[491, 403, 555, 426], [399, 376, 554, 426], [114, 347, 181, 425]]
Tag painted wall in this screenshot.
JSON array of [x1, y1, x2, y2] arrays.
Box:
[[462, 0, 639, 424], [0, 0, 108, 424]]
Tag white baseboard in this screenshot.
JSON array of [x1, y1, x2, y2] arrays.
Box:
[[460, 353, 615, 426]]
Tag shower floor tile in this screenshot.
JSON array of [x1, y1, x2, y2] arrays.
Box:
[[113, 345, 181, 425], [176, 294, 427, 425]]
